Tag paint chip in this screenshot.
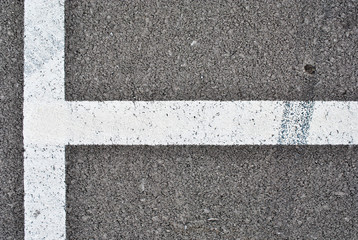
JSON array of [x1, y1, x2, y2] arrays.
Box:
[[190, 40, 198, 46]]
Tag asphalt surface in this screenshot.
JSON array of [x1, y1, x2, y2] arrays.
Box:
[[0, 1, 24, 239], [1, 0, 358, 239], [65, 0, 358, 101], [66, 146, 358, 239]]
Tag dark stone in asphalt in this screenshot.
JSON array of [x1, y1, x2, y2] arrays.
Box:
[[304, 64, 316, 74]]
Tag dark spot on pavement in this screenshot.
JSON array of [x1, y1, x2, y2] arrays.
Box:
[[304, 64, 316, 74], [33, 210, 41, 218]]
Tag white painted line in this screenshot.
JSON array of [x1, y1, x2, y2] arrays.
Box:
[[26, 101, 283, 145], [24, 101, 358, 146], [308, 101, 358, 144], [24, 0, 358, 239], [23, 145, 65, 240], [24, 0, 65, 239]]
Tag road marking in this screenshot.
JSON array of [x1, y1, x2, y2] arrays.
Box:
[[24, 0, 358, 239], [279, 101, 315, 144], [24, 1, 65, 239]]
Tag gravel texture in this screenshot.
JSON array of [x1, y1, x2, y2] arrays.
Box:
[[66, 145, 358, 239], [65, 0, 358, 101], [0, 1, 24, 239]]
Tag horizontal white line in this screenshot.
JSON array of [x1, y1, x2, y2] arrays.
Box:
[[308, 101, 357, 144], [24, 101, 358, 146]]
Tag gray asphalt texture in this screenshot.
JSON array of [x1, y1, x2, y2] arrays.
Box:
[[65, 0, 358, 101], [1, 0, 358, 239], [66, 146, 358, 239], [0, 1, 24, 239]]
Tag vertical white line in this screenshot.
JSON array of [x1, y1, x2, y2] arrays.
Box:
[[24, 0, 65, 239], [23, 145, 66, 239], [24, 0, 65, 102]]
